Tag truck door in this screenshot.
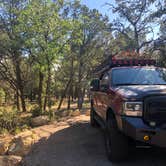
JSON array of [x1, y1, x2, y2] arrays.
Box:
[[99, 73, 110, 120]]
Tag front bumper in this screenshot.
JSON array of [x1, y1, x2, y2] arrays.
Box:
[[121, 117, 166, 148]]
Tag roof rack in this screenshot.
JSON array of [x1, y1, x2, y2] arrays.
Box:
[[93, 58, 156, 77]]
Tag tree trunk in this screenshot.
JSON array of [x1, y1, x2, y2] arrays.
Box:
[[71, 85, 74, 102], [38, 71, 44, 112], [57, 79, 71, 110], [19, 85, 26, 112], [67, 95, 71, 110], [43, 66, 51, 111], [68, 72, 73, 108], [71, 78, 75, 102], [82, 87, 86, 104], [16, 89, 20, 111], [30, 90, 33, 102], [77, 60, 83, 110], [14, 56, 26, 112], [58, 55, 74, 110]]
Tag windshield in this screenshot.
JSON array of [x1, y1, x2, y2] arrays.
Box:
[[112, 67, 166, 86]]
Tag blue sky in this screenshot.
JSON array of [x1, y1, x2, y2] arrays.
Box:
[[80, 0, 159, 39], [81, 0, 116, 21]]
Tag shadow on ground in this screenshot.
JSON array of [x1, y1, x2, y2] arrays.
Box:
[[21, 122, 166, 166]]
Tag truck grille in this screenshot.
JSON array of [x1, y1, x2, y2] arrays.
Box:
[[144, 96, 166, 126]]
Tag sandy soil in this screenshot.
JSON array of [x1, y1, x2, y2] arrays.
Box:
[[21, 115, 166, 166]]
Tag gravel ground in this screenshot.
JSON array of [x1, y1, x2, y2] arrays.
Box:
[[21, 116, 166, 166]]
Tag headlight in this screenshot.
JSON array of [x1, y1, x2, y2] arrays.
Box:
[[123, 102, 143, 117]]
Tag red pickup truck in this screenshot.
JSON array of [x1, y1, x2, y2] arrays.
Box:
[[90, 58, 166, 162]]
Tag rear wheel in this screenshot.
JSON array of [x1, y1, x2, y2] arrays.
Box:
[[105, 115, 129, 162]]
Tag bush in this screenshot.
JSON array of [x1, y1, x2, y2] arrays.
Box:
[[14, 127, 22, 135], [0, 89, 5, 105], [30, 106, 42, 117], [0, 109, 20, 133]]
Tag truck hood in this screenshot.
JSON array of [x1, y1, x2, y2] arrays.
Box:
[[114, 85, 166, 100]]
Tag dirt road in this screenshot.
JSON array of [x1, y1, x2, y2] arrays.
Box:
[[21, 115, 166, 166]]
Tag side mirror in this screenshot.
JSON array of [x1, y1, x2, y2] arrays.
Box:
[[90, 79, 100, 91]]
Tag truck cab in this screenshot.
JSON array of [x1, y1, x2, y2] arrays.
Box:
[[90, 58, 166, 162]]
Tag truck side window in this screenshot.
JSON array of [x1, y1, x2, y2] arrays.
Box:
[[100, 73, 109, 91]]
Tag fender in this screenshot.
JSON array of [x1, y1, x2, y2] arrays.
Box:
[[106, 107, 123, 130]]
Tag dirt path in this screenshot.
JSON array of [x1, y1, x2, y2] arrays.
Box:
[[21, 115, 166, 166]]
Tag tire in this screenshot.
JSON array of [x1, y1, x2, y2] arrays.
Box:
[[90, 105, 99, 127], [105, 116, 129, 162]]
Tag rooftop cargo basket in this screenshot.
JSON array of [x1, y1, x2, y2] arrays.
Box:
[[93, 56, 156, 77]]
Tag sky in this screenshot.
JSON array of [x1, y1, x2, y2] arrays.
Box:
[[80, 0, 160, 39], [81, 0, 116, 21]]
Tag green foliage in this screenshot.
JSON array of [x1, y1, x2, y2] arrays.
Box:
[[14, 127, 22, 135], [48, 109, 55, 121], [0, 0, 165, 128], [0, 109, 20, 133], [108, 0, 155, 53], [0, 89, 5, 105], [30, 106, 42, 117]]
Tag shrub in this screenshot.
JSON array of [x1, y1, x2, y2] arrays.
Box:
[[0, 109, 20, 133], [14, 127, 22, 135], [31, 106, 42, 117]]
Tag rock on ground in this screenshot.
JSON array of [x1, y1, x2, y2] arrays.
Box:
[[71, 109, 81, 116], [8, 131, 39, 156], [0, 155, 22, 166], [0, 136, 13, 155], [31, 116, 49, 127]]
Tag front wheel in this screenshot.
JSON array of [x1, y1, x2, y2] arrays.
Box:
[[105, 118, 129, 162]]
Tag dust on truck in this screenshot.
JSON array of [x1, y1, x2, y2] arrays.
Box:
[[90, 57, 166, 162]]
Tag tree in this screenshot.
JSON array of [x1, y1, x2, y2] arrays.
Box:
[[18, 0, 72, 112], [56, 1, 110, 110], [0, 0, 29, 112], [147, 0, 166, 64], [107, 0, 155, 53]]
